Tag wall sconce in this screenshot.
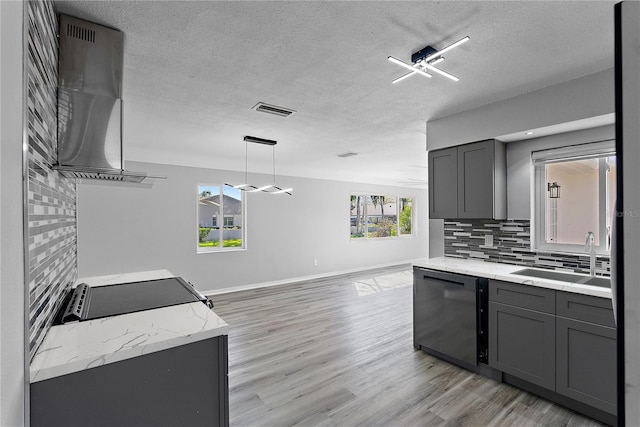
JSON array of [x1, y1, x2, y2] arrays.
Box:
[[548, 182, 561, 199]]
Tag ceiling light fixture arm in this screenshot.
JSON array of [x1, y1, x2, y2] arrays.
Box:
[[388, 35, 470, 84]]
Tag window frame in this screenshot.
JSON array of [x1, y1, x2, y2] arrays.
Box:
[[197, 183, 247, 253], [533, 140, 615, 255], [350, 193, 415, 240]]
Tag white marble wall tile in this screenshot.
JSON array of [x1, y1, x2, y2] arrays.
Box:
[[77, 269, 175, 287]]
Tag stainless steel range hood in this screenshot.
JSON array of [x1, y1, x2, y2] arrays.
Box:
[[55, 14, 163, 184]]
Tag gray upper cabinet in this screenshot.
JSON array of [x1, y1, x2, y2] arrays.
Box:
[[428, 147, 458, 218], [428, 139, 506, 219]]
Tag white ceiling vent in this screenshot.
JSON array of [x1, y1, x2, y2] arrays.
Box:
[[337, 152, 358, 158], [252, 102, 296, 118]]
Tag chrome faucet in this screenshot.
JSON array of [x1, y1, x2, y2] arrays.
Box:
[[585, 231, 596, 276]]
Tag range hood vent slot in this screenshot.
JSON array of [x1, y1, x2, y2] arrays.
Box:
[[53, 165, 164, 184], [66, 23, 96, 43], [337, 152, 358, 158], [252, 102, 296, 118]]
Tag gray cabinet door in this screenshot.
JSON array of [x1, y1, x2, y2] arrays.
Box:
[[489, 301, 556, 389], [428, 146, 458, 218], [556, 292, 616, 327], [490, 280, 555, 313], [556, 318, 616, 414], [457, 140, 494, 218]]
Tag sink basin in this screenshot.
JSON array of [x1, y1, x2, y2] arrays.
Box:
[[512, 268, 610, 288], [512, 268, 585, 283], [580, 276, 611, 288]]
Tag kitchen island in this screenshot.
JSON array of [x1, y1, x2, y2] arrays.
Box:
[[30, 270, 229, 427]]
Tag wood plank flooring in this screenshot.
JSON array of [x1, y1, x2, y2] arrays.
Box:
[[210, 265, 606, 427]]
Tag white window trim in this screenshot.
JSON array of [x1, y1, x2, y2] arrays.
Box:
[[350, 194, 415, 240], [533, 140, 614, 255], [197, 183, 247, 254]]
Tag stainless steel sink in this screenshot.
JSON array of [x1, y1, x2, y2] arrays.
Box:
[[580, 276, 611, 287], [512, 268, 610, 288], [512, 268, 585, 282]]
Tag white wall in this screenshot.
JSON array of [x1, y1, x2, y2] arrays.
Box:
[[0, 1, 26, 425], [619, 1, 640, 424], [426, 68, 614, 151], [506, 125, 614, 219], [77, 161, 428, 293]]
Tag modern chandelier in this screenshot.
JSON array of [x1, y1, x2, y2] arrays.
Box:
[[387, 36, 470, 84], [226, 136, 293, 195]]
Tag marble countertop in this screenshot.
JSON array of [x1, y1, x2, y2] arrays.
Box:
[[413, 257, 613, 299], [30, 270, 229, 383]]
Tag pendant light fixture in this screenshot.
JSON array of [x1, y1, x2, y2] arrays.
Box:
[[388, 36, 470, 84], [226, 136, 293, 195]]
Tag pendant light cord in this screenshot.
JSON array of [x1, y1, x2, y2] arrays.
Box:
[[245, 140, 248, 186]]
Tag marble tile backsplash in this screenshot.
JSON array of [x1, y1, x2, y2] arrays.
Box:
[[444, 219, 610, 276], [27, 0, 78, 360]]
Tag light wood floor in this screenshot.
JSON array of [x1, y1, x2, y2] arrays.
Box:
[[211, 265, 606, 427]]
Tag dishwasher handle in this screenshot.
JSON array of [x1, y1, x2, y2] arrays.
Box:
[[417, 268, 478, 289]]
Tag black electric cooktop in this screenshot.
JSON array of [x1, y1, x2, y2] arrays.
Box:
[[55, 277, 211, 324]]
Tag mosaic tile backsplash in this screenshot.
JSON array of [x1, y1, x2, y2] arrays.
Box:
[[27, 0, 78, 360], [444, 219, 610, 276]]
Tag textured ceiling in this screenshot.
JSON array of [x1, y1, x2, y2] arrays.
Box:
[[54, 1, 615, 187]]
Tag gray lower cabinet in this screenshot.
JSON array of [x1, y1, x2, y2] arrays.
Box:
[[556, 293, 617, 415], [31, 336, 229, 427], [488, 280, 617, 422], [488, 301, 556, 390], [488, 280, 557, 392]]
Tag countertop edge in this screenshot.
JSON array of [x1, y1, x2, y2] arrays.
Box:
[[413, 257, 612, 299]]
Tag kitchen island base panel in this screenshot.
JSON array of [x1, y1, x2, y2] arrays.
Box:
[[503, 373, 616, 427], [30, 335, 228, 427], [414, 345, 502, 382]]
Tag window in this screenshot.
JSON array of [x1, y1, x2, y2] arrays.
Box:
[[533, 141, 615, 254], [350, 194, 414, 239], [198, 184, 245, 252]]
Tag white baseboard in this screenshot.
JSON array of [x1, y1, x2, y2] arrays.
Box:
[[202, 259, 423, 296]]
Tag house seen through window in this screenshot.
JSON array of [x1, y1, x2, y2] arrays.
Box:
[[198, 184, 245, 252], [350, 194, 413, 239], [533, 140, 615, 254]]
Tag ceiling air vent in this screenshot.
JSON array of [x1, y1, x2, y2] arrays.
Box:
[[66, 23, 96, 43], [252, 102, 296, 118], [337, 152, 358, 158]]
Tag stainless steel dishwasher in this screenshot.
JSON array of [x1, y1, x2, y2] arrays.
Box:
[[413, 267, 488, 370]]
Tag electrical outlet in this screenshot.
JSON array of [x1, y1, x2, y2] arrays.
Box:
[[313, 259, 318, 266], [484, 235, 493, 247]]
